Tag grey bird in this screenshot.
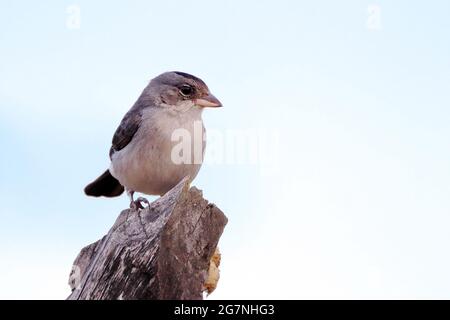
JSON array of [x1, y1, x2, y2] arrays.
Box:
[[84, 71, 222, 208]]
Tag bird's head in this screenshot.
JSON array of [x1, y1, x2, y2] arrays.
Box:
[[147, 71, 222, 112]]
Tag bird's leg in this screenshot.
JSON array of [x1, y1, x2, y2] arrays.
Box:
[[127, 189, 137, 210], [127, 189, 149, 210]]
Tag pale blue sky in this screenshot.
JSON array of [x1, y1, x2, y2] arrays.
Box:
[[1, 0, 450, 299]]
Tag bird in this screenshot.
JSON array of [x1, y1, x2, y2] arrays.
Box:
[[84, 71, 222, 209]]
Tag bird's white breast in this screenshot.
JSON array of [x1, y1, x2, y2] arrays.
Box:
[[109, 106, 205, 195]]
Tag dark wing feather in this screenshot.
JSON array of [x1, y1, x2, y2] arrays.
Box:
[[84, 169, 124, 197], [109, 107, 143, 158]]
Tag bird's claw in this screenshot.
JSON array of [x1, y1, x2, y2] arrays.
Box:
[[130, 197, 150, 210]]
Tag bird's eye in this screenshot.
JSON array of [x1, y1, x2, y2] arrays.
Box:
[[179, 85, 194, 97]]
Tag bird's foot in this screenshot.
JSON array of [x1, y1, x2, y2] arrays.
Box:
[[130, 197, 150, 210]]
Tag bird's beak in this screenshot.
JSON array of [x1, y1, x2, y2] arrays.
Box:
[[195, 93, 223, 108]]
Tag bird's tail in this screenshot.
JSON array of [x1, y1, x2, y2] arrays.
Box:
[[84, 170, 125, 197]]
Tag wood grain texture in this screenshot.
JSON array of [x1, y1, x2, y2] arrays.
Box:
[[67, 178, 227, 300]]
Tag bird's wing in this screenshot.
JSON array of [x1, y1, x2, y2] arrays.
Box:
[[109, 107, 143, 158]]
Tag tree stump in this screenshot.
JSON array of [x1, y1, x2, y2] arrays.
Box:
[[67, 178, 228, 300]]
